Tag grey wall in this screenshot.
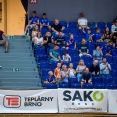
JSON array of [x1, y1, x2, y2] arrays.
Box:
[[28, 0, 117, 22]]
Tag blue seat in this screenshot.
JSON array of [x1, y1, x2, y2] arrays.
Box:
[[41, 69, 52, 76], [46, 84, 57, 89], [102, 77, 113, 84], [69, 78, 77, 83], [91, 29, 96, 34], [73, 62, 78, 69], [107, 22, 113, 29], [110, 63, 116, 70], [51, 62, 59, 69], [88, 22, 96, 28], [94, 83, 105, 89], [82, 56, 92, 62], [72, 56, 80, 62], [92, 76, 102, 84], [60, 21, 67, 28], [82, 84, 93, 89], [36, 48, 45, 56], [37, 55, 48, 62], [113, 56, 117, 65], [97, 22, 106, 29], [114, 77, 117, 84], [59, 83, 69, 88], [71, 83, 81, 89], [41, 27, 50, 36], [63, 28, 70, 33], [106, 83, 117, 89], [70, 28, 78, 33], [105, 56, 113, 63], [49, 21, 54, 26], [85, 62, 92, 68], [40, 61, 50, 69], [68, 22, 77, 28], [68, 49, 77, 56], [111, 70, 117, 77]]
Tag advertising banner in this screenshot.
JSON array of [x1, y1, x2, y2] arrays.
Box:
[[0, 90, 58, 113], [58, 89, 108, 113]]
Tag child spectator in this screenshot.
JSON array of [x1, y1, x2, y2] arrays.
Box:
[[44, 71, 56, 84], [94, 28, 103, 42], [85, 29, 93, 42], [62, 52, 71, 62], [32, 25, 39, 42], [68, 63, 76, 78], [106, 50, 112, 56]]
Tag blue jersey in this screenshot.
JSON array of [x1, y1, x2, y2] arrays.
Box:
[[94, 33, 102, 41], [85, 33, 92, 41], [29, 16, 39, 24], [67, 39, 75, 48], [46, 76, 55, 83], [40, 18, 49, 25], [102, 44, 112, 51]]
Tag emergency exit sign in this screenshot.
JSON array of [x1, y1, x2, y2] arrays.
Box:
[[29, 0, 38, 4]]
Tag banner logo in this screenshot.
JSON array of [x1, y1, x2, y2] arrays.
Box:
[[29, 0, 38, 4], [3, 95, 21, 108], [93, 91, 104, 102]]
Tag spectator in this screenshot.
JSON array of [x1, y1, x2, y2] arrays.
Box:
[[51, 19, 65, 35], [81, 68, 92, 88], [44, 71, 56, 84], [100, 57, 112, 79], [44, 32, 54, 53], [102, 41, 113, 52], [34, 32, 44, 48], [32, 25, 39, 42], [54, 63, 61, 84], [68, 63, 76, 78], [89, 60, 100, 76], [78, 12, 88, 33], [93, 45, 103, 61], [40, 13, 51, 32], [49, 45, 62, 62], [94, 28, 103, 42], [112, 43, 117, 56], [111, 19, 117, 33], [61, 65, 69, 83], [0, 30, 9, 53], [78, 38, 92, 57], [55, 31, 66, 48], [24, 11, 39, 35], [85, 29, 93, 42], [76, 59, 86, 83], [105, 50, 112, 56], [103, 27, 112, 42], [62, 52, 71, 62], [66, 34, 76, 49]]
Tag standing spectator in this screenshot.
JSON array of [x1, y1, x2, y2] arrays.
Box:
[[62, 52, 71, 62], [40, 13, 51, 32], [44, 71, 56, 84], [93, 45, 103, 61], [78, 38, 92, 57], [81, 68, 92, 88], [85, 29, 93, 42], [55, 32, 66, 48], [76, 59, 86, 83], [78, 12, 88, 33], [103, 27, 112, 42], [32, 25, 39, 42], [66, 34, 76, 49], [51, 19, 65, 35], [111, 20, 117, 33], [100, 57, 112, 79], [44, 32, 54, 53], [0, 30, 9, 53], [89, 60, 100, 76], [24, 11, 39, 35], [61, 65, 69, 83], [94, 28, 103, 42], [34, 32, 44, 48], [49, 45, 62, 62], [68, 63, 76, 78]]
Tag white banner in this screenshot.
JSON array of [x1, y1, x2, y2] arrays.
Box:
[[108, 90, 117, 114], [58, 89, 108, 113], [0, 90, 58, 113]]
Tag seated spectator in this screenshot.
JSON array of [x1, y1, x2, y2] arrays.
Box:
[[62, 52, 71, 62], [112, 43, 117, 56], [105, 50, 112, 56], [51, 19, 65, 35], [76, 59, 86, 83], [111, 19, 117, 34], [94, 28, 103, 42], [66, 34, 76, 49], [78, 12, 89, 33], [81, 68, 92, 88], [32, 25, 39, 42], [40, 13, 51, 32], [85, 29, 93, 42], [54, 63, 61, 84], [34, 32, 44, 48], [61, 65, 69, 83], [55, 31, 66, 48], [44, 32, 54, 53], [93, 45, 103, 61], [100, 57, 112, 79], [103, 27, 112, 43], [102, 41, 113, 52], [44, 71, 56, 84], [49, 45, 62, 62], [78, 38, 92, 57], [89, 60, 100, 76], [0, 30, 9, 53], [24, 11, 39, 35], [68, 63, 76, 78]]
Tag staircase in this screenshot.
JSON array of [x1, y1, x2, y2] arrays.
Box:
[[0, 36, 42, 90]]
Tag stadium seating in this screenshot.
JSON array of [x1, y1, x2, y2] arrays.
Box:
[[46, 84, 57, 89], [59, 83, 69, 88], [94, 83, 105, 89], [106, 83, 117, 89], [71, 83, 80, 89], [82, 84, 93, 89]]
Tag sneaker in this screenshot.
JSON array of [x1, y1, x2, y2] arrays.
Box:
[[5, 50, 8, 53]]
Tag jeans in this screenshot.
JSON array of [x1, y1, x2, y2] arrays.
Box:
[[34, 45, 44, 49], [79, 53, 92, 58], [77, 73, 82, 83], [50, 58, 59, 62]]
